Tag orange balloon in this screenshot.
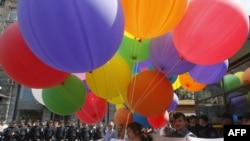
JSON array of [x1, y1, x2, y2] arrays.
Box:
[[127, 70, 174, 117], [179, 73, 206, 92], [114, 108, 133, 126], [243, 67, 250, 84], [121, 0, 189, 39]]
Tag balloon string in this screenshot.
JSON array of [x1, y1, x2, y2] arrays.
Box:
[[122, 111, 132, 140], [128, 39, 144, 106]]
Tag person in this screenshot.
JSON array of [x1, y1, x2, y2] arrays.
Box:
[[166, 112, 197, 138], [197, 115, 217, 138], [55, 120, 65, 141], [103, 121, 117, 141], [126, 122, 152, 141], [116, 124, 125, 139], [79, 123, 91, 141], [3, 121, 20, 141], [217, 112, 233, 137], [43, 120, 55, 141], [0, 120, 8, 140], [239, 112, 250, 125], [18, 120, 29, 141], [187, 115, 199, 136]]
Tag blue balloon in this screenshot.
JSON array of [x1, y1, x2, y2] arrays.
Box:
[[133, 112, 150, 128], [18, 0, 124, 73], [167, 75, 177, 83], [189, 60, 229, 84], [150, 32, 195, 75]]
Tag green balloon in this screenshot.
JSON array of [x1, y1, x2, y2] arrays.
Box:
[[222, 74, 241, 91], [42, 74, 86, 115], [117, 36, 150, 64]]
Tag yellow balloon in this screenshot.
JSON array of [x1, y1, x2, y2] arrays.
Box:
[[108, 95, 123, 105], [234, 71, 244, 84], [86, 54, 132, 99], [172, 76, 181, 90], [115, 104, 125, 110]]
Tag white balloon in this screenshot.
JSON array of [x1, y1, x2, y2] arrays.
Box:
[[31, 88, 45, 105]]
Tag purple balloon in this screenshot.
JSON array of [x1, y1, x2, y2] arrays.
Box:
[[168, 93, 179, 111], [189, 60, 229, 84], [150, 32, 195, 75], [18, 0, 124, 73]]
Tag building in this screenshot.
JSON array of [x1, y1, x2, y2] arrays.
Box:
[[0, 0, 249, 125]]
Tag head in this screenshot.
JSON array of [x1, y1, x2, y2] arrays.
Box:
[[240, 112, 250, 125], [126, 122, 143, 140], [172, 112, 187, 132], [198, 115, 209, 127], [107, 121, 115, 131], [189, 115, 197, 125], [218, 112, 233, 125]]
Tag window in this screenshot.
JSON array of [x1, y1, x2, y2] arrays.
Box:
[[0, 0, 6, 6], [8, 8, 17, 21]]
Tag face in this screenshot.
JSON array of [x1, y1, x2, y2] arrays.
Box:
[[220, 118, 232, 125], [172, 117, 186, 132], [126, 127, 138, 140], [241, 118, 250, 125]]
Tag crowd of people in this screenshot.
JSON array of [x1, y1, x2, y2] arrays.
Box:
[[0, 111, 249, 141]]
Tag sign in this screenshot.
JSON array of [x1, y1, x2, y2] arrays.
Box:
[[224, 125, 250, 140]]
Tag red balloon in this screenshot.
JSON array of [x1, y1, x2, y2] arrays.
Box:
[[173, 0, 249, 65], [147, 111, 167, 129], [0, 22, 69, 88], [76, 93, 107, 124]]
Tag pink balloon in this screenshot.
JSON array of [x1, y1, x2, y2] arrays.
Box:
[[173, 0, 249, 65]]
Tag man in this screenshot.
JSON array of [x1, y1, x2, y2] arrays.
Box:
[[167, 112, 196, 138], [239, 112, 250, 125], [187, 115, 199, 136], [217, 112, 233, 137], [103, 121, 117, 141], [197, 115, 217, 138]]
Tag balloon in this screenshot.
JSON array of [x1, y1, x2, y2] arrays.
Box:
[[133, 113, 150, 128], [76, 93, 107, 124], [172, 76, 181, 90], [127, 70, 174, 116], [72, 73, 86, 81], [121, 0, 189, 38], [234, 71, 244, 84], [167, 75, 178, 84], [189, 60, 229, 84], [242, 67, 250, 84], [168, 93, 179, 112], [173, 0, 249, 65], [115, 104, 125, 110], [147, 112, 167, 129], [86, 55, 131, 99], [132, 59, 154, 75], [31, 88, 44, 105], [114, 108, 133, 126], [42, 75, 86, 115], [18, 0, 124, 72], [0, 22, 69, 88], [108, 95, 123, 105], [222, 74, 242, 91], [227, 92, 249, 115], [117, 36, 151, 63], [179, 73, 206, 92], [150, 32, 195, 75]]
